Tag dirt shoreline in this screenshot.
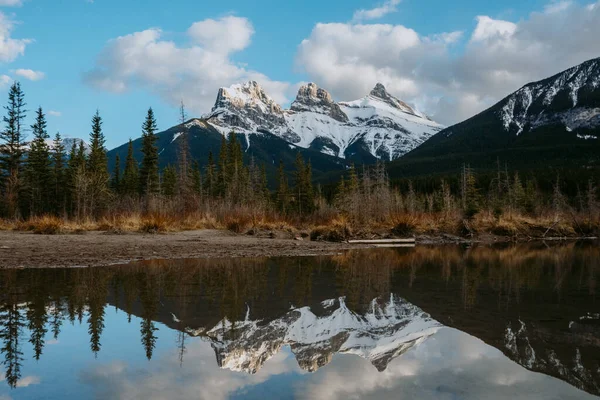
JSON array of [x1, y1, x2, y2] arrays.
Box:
[[0, 230, 596, 269], [0, 230, 374, 269]]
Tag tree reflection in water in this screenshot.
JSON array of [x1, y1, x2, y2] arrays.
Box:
[[0, 241, 598, 394]]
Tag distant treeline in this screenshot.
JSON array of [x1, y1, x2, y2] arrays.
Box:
[[0, 82, 599, 238]]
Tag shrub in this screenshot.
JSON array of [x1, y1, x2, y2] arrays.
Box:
[[140, 214, 172, 234], [19, 215, 63, 235]]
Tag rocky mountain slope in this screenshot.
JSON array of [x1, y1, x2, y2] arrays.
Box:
[[205, 81, 443, 163], [391, 57, 600, 176]]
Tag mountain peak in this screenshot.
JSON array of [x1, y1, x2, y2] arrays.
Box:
[[367, 83, 423, 118], [207, 81, 285, 134], [294, 82, 334, 105], [370, 83, 389, 99], [291, 83, 348, 123]]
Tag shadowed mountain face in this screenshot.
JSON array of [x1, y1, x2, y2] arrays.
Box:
[[106, 118, 347, 185], [1, 243, 599, 397], [391, 57, 600, 176]]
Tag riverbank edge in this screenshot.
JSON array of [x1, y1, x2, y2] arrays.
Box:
[[0, 229, 597, 270]]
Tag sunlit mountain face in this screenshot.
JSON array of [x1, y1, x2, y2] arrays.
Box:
[[0, 243, 599, 399]]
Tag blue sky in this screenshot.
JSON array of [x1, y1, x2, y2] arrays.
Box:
[[1, 0, 599, 148]]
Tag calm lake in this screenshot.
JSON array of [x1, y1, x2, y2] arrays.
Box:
[[0, 243, 598, 399]]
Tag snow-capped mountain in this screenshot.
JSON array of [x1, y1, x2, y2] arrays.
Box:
[[499, 58, 600, 136], [186, 295, 441, 374], [395, 57, 600, 174], [205, 81, 443, 162]]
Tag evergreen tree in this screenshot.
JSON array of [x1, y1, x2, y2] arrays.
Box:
[[122, 140, 139, 197], [190, 160, 202, 195], [293, 153, 314, 214], [87, 111, 108, 177], [87, 111, 109, 215], [111, 154, 121, 193], [217, 134, 228, 196], [177, 101, 190, 195], [51, 132, 66, 215], [161, 165, 177, 197], [24, 107, 52, 216], [65, 142, 78, 215], [139, 108, 159, 195], [0, 82, 27, 218], [204, 151, 216, 198]]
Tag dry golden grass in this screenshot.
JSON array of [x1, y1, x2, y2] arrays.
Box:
[[3, 207, 597, 240], [310, 216, 352, 242], [16, 215, 64, 234]]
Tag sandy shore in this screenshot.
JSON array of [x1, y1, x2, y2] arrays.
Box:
[[0, 230, 373, 269]]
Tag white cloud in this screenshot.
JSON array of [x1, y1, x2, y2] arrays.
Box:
[[187, 16, 254, 54], [297, 1, 600, 125], [0, 0, 23, 6], [15, 375, 41, 388], [352, 0, 401, 22], [0, 73, 11, 87], [0, 12, 31, 62], [13, 68, 45, 81], [470, 16, 517, 42], [80, 340, 299, 400], [48, 110, 61, 117], [85, 16, 290, 115]]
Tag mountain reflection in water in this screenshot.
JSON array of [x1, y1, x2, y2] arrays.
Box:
[[0, 242, 598, 399]]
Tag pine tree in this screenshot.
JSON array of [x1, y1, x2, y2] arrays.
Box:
[[51, 132, 66, 215], [204, 151, 216, 198], [24, 107, 51, 216], [111, 154, 121, 193], [217, 134, 229, 197], [139, 108, 159, 195], [87, 111, 108, 177], [190, 160, 202, 195], [177, 101, 190, 196], [87, 111, 109, 215], [161, 165, 177, 197], [0, 81, 27, 218], [276, 160, 289, 213], [293, 153, 314, 214], [122, 140, 139, 197], [65, 142, 78, 215]]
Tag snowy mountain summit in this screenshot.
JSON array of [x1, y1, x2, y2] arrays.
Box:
[[499, 57, 600, 136], [206, 81, 443, 161]]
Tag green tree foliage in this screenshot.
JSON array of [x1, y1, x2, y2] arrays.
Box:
[[293, 153, 315, 214], [24, 107, 51, 216], [190, 160, 202, 195], [276, 160, 289, 213], [161, 165, 177, 197], [0, 82, 27, 217], [139, 108, 159, 195], [203, 151, 216, 198], [111, 154, 121, 193], [86, 111, 110, 215], [122, 140, 139, 197], [51, 132, 67, 215]]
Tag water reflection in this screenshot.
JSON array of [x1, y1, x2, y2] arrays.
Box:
[[0, 242, 598, 399]]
